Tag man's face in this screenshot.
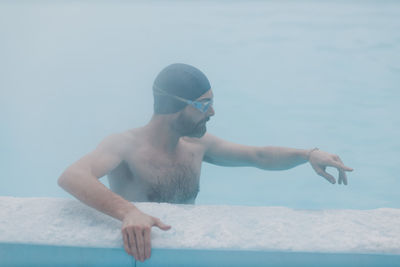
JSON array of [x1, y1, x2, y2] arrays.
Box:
[[173, 90, 214, 138]]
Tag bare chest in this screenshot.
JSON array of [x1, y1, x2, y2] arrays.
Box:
[[126, 148, 203, 203]]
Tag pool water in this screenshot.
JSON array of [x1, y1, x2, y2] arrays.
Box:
[[1, 0, 399, 210]]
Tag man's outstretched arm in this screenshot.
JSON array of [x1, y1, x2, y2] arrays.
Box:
[[58, 133, 170, 262], [201, 133, 353, 185]]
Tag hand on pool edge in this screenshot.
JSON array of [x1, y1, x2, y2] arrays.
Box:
[[121, 209, 171, 262], [308, 149, 353, 185]]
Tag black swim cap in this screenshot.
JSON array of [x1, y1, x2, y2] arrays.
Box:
[[153, 63, 211, 114]]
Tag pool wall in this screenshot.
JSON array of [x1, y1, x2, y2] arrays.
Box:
[[1, 197, 400, 266], [2, 243, 400, 267]]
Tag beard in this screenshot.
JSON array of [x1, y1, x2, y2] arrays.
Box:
[[173, 113, 209, 138]]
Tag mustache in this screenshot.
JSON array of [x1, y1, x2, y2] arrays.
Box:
[[198, 117, 210, 125]]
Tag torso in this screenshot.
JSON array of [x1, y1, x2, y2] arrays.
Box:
[[107, 129, 206, 204]]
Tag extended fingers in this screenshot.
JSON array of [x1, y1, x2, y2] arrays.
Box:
[[311, 153, 352, 185], [334, 156, 348, 185], [135, 227, 145, 262], [314, 166, 336, 184], [144, 227, 151, 259], [330, 156, 353, 172], [122, 226, 152, 262], [122, 229, 130, 255], [122, 228, 139, 260], [338, 169, 346, 185]]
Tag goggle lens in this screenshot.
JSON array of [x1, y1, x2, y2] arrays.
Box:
[[193, 99, 213, 113]]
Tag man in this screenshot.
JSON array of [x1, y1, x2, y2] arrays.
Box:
[[58, 63, 353, 262]]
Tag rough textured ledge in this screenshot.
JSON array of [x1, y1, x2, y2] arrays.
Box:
[[1, 197, 400, 255]]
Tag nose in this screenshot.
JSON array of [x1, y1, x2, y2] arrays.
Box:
[[207, 105, 215, 117]]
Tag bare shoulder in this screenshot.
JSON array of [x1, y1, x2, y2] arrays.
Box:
[[63, 130, 141, 178], [182, 133, 220, 150], [96, 129, 140, 155]]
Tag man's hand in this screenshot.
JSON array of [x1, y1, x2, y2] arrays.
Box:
[[308, 149, 353, 185], [121, 209, 171, 262]]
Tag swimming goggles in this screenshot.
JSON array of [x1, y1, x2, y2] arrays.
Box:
[[154, 86, 213, 113]]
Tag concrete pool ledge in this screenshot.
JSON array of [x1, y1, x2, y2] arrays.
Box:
[[1, 197, 400, 266]]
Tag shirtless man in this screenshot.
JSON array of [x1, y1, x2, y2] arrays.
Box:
[[58, 63, 353, 262]]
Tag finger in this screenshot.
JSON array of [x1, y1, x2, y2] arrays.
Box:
[[333, 158, 344, 185], [128, 229, 139, 261], [332, 156, 342, 184], [329, 160, 353, 172], [335, 161, 346, 185], [153, 218, 171, 231], [343, 170, 348, 186], [135, 227, 145, 262], [336, 157, 348, 186], [315, 166, 336, 184], [338, 168, 344, 185], [144, 226, 151, 260], [122, 229, 131, 256]]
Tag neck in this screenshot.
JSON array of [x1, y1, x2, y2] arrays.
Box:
[[144, 114, 182, 153]]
